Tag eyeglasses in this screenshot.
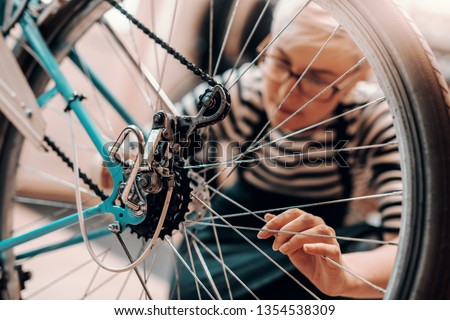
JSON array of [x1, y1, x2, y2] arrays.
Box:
[[258, 54, 360, 102]]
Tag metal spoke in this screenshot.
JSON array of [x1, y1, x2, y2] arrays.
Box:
[[216, 18, 342, 189], [192, 240, 222, 299], [141, 238, 147, 298], [183, 226, 202, 299], [206, 185, 265, 224], [321, 256, 386, 294], [82, 272, 122, 298], [208, 216, 233, 299], [79, 232, 137, 300], [19, 164, 96, 197], [190, 196, 390, 297], [227, 0, 312, 89], [205, 22, 343, 186], [139, 241, 161, 300], [99, 18, 154, 112], [191, 194, 320, 300], [248, 23, 342, 150], [186, 140, 397, 171], [71, 47, 115, 137], [207, 58, 370, 187], [223, 0, 273, 86], [260, 59, 368, 142], [164, 235, 216, 300], [81, 237, 117, 300], [116, 233, 152, 300], [127, 17, 156, 114], [212, 0, 241, 77], [170, 245, 182, 300], [187, 230, 259, 299], [196, 190, 402, 227], [117, 238, 148, 300], [208, 0, 214, 75], [24, 248, 112, 299], [99, 19, 179, 115], [249, 97, 386, 154], [150, 0, 179, 110], [14, 197, 79, 210], [13, 200, 76, 232], [115, 269, 134, 300], [12, 195, 100, 235], [185, 221, 399, 247]]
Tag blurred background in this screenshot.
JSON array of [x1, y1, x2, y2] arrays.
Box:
[[399, 0, 450, 84], [10, 0, 450, 299], [16, 0, 450, 200], [124, 0, 450, 91]]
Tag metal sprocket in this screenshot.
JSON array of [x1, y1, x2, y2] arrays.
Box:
[[128, 164, 192, 240]]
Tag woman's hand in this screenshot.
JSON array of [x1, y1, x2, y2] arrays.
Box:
[[257, 208, 351, 297]]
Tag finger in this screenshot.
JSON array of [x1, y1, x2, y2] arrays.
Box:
[[273, 213, 325, 251], [303, 243, 341, 259], [257, 213, 276, 239], [257, 209, 305, 239], [278, 224, 336, 255]]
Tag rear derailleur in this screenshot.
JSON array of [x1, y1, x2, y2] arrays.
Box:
[[109, 85, 230, 240]]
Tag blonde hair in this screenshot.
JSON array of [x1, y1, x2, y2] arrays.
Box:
[[271, 0, 365, 67]]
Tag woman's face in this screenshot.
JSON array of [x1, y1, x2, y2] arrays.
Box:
[[261, 41, 360, 132]]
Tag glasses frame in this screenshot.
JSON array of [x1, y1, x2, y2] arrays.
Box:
[[258, 53, 362, 102]]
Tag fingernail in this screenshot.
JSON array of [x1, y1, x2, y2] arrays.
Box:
[[279, 244, 288, 254], [272, 242, 279, 251], [257, 226, 267, 239]]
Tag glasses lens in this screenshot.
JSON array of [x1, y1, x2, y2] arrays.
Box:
[[260, 56, 290, 83], [259, 55, 337, 102], [299, 77, 334, 101]]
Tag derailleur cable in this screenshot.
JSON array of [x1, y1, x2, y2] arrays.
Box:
[[46, 0, 232, 276]]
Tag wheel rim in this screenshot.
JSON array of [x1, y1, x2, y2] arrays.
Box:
[[0, 0, 448, 299]]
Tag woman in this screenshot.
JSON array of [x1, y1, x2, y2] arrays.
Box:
[[174, 0, 401, 299]]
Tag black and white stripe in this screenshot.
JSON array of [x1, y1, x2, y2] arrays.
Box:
[[176, 64, 402, 230]]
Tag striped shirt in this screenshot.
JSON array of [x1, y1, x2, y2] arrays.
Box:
[[177, 64, 402, 230]]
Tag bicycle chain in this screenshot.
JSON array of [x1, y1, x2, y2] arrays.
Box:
[[41, 0, 223, 206], [43, 136, 108, 201], [104, 0, 218, 87]]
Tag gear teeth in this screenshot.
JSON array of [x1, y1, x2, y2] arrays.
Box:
[[128, 163, 192, 240]]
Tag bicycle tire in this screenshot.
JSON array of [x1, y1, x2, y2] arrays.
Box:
[[0, 0, 449, 299]]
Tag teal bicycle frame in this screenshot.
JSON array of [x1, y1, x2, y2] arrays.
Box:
[[0, 0, 144, 258]]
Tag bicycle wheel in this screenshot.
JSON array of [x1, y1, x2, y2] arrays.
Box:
[[0, 0, 449, 299]]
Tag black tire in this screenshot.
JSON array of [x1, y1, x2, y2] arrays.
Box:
[[314, 0, 450, 299]]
